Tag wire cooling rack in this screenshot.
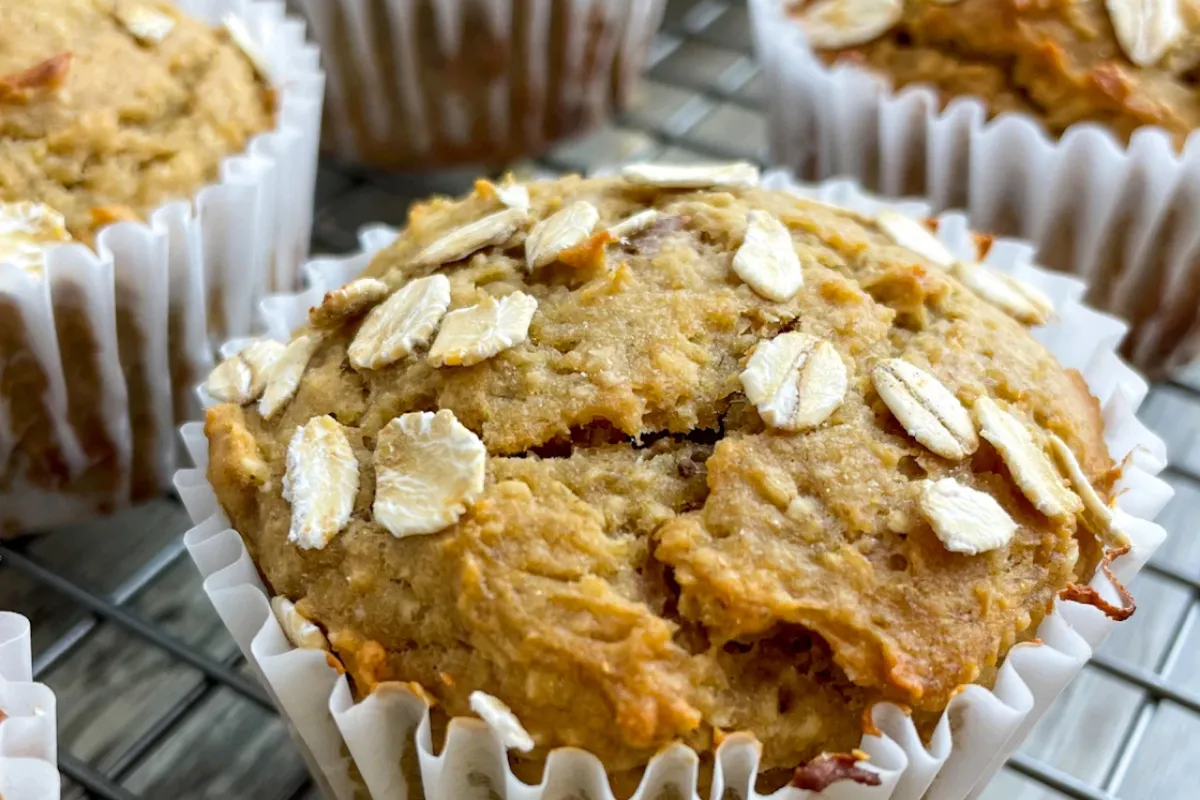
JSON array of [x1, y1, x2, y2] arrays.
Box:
[[2, 1, 1200, 798]]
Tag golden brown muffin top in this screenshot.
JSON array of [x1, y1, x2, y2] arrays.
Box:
[[790, 0, 1200, 145], [0, 0, 273, 240], [204, 168, 1126, 780]]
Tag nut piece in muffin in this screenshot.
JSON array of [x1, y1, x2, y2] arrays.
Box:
[[0, 0, 275, 535], [790, 0, 1200, 146], [204, 165, 1131, 791]]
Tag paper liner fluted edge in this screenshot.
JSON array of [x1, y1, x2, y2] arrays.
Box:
[[0, 0, 323, 534], [174, 172, 1173, 800], [747, 0, 1200, 374], [0, 612, 60, 800], [289, 0, 665, 169]]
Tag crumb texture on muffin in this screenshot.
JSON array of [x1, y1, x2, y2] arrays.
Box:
[[0, 0, 273, 238], [205, 170, 1117, 777], [791, 0, 1200, 145]]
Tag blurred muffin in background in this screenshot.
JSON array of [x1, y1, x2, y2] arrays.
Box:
[[0, 0, 274, 238], [0, 0, 322, 536], [287, 0, 665, 170]]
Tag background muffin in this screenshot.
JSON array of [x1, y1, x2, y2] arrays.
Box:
[[0, 0, 273, 236], [799, 0, 1200, 147], [285, 0, 665, 171], [751, 0, 1200, 375], [0, 0, 323, 536], [200, 168, 1136, 793]]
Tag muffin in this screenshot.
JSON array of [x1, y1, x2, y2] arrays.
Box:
[[200, 165, 1139, 794], [751, 0, 1200, 374], [0, 0, 274, 236], [285, 0, 665, 170], [793, 0, 1200, 147], [0, 0, 321, 535]]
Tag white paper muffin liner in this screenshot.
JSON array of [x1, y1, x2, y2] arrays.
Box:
[[748, 0, 1200, 374], [174, 173, 1173, 799], [0, 0, 323, 535], [286, 0, 665, 170], [0, 612, 59, 800]]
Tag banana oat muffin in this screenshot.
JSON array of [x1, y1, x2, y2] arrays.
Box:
[[0, 0, 274, 532], [286, 0, 663, 171], [0, 0, 274, 236], [791, 0, 1200, 146], [204, 165, 1133, 790]]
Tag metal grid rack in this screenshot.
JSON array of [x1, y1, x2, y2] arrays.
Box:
[[2, 1, 1199, 797]]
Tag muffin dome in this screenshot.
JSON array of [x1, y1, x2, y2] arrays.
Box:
[[205, 167, 1120, 781]]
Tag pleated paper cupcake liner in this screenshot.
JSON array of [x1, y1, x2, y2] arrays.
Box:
[[0, 0, 324, 536], [748, 0, 1200, 376], [0, 612, 59, 800], [174, 172, 1173, 799], [286, 0, 664, 171]]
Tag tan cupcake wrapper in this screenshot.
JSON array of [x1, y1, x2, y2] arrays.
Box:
[[749, 0, 1200, 375], [0, 612, 59, 800], [0, 0, 324, 536], [288, 0, 665, 170], [175, 172, 1173, 799]]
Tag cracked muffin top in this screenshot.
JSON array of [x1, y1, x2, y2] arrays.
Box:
[[790, 0, 1200, 146], [0, 0, 273, 242], [204, 165, 1129, 786]]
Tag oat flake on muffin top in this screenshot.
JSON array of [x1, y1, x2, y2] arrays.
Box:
[[204, 166, 1130, 788]]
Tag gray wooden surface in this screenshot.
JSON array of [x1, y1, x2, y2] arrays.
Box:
[[2, 0, 1198, 797]]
